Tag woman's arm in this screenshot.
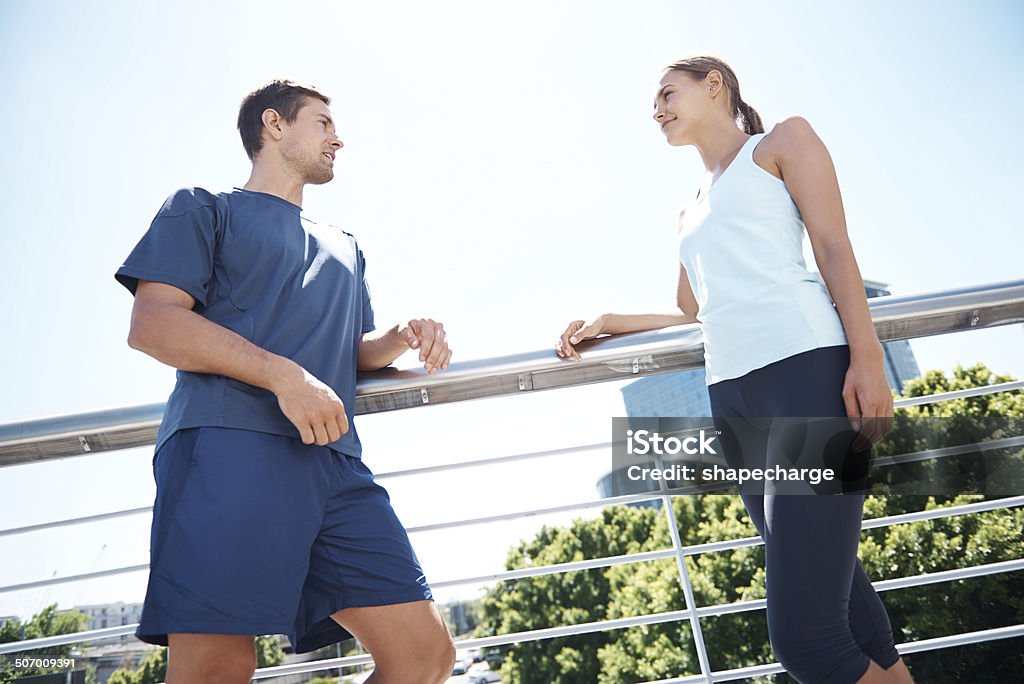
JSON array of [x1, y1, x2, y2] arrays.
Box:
[[556, 264, 700, 360], [768, 116, 893, 442]]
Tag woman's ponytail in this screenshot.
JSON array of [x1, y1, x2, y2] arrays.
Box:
[[666, 56, 765, 135]]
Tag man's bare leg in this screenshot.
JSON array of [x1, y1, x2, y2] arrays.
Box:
[[332, 600, 455, 684], [166, 634, 256, 684]]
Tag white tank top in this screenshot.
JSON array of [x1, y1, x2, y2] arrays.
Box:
[[678, 132, 847, 385]]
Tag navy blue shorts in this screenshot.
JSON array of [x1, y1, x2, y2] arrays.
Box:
[[136, 427, 432, 653]]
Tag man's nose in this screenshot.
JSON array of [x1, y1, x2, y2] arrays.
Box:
[[330, 137, 343, 150]]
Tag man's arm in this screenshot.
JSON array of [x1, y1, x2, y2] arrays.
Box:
[[128, 280, 349, 446], [357, 319, 452, 373]]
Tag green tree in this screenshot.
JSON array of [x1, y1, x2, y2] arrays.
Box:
[[106, 635, 284, 684], [254, 635, 286, 668], [477, 504, 661, 683], [855, 363, 1024, 682], [478, 364, 1023, 683], [0, 604, 88, 682]]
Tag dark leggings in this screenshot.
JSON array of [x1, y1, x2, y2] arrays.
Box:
[[708, 346, 901, 683]]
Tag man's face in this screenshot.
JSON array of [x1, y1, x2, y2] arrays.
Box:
[[279, 97, 343, 185]]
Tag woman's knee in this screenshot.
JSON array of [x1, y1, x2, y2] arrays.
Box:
[[768, 617, 866, 683]]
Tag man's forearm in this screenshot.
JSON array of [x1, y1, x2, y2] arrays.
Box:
[[357, 324, 409, 371], [128, 300, 299, 392]]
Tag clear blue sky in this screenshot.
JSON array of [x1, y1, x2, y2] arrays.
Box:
[[1, 0, 1023, 621]]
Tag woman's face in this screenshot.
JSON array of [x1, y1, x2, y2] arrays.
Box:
[[653, 69, 710, 146]]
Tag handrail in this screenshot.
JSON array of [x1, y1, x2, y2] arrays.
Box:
[[2, 279, 1022, 465], [3, 495, 1021, 647], [2, 379, 1019, 540]]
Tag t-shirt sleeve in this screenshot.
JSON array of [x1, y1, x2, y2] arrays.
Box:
[[359, 249, 376, 334], [114, 188, 220, 308]]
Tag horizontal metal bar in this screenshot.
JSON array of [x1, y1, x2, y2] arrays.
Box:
[[4, 413, 1018, 541], [5, 561, 1022, 668], [859, 495, 1024, 530], [404, 491, 667, 533], [0, 506, 154, 539], [404, 488, 1024, 540], [893, 622, 1024, 655], [6, 529, 1021, 655], [0, 403, 165, 466], [0, 625, 138, 654], [241, 621, 1024, 683], [873, 558, 1024, 593], [251, 652, 374, 680], [693, 558, 1024, 620], [373, 439, 609, 480], [4, 425, 1018, 541], [870, 434, 1024, 469], [4, 494, 1021, 597], [252, 621, 1024, 683], [894, 380, 1024, 408], [640, 624, 1024, 683], [429, 549, 678, 590], [0, 564, 150, 594], [3, 279, 1022, 465]]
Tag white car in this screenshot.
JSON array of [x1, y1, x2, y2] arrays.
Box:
[[468, 670, 501, 683]]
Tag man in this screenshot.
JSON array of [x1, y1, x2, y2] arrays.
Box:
[[116, 80, 456, 684]]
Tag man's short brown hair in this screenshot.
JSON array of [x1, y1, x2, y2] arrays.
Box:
[[237, 80, 331, 160]]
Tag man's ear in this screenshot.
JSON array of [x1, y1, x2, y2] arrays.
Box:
[[261, 108, 285, 143]]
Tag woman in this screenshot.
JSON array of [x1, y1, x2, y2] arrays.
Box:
[[556, 56, 914, 684]]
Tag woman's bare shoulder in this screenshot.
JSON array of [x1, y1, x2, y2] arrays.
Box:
[[757, 116, 826, 178]]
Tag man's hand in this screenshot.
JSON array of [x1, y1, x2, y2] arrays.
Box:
[[271, 361, 349, 446], [357, 318, 453, 372], [399, 318, 452, 373]]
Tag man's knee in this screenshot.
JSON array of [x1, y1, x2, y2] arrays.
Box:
[[429, 632, 457, 683], [375, 627, 455, 684], [166, 634, 256, 684], [414, 629, 457, 683]]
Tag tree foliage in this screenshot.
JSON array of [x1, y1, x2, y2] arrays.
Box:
[[477, 364, 1023, 683], [0, 604, 88, 682], [105, 635, 284, 684]]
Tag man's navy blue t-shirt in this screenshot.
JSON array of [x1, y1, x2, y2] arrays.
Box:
[[115, 187, 375, 457]]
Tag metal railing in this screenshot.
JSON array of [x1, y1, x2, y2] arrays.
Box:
[[3, 278, 1023, 466], [1, 279, 1023, 683]]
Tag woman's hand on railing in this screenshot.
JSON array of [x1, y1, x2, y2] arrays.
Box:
[[556, 316, 607, 361]]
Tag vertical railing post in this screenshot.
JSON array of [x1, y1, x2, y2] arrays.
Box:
[[654, 450, 713, 681]]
